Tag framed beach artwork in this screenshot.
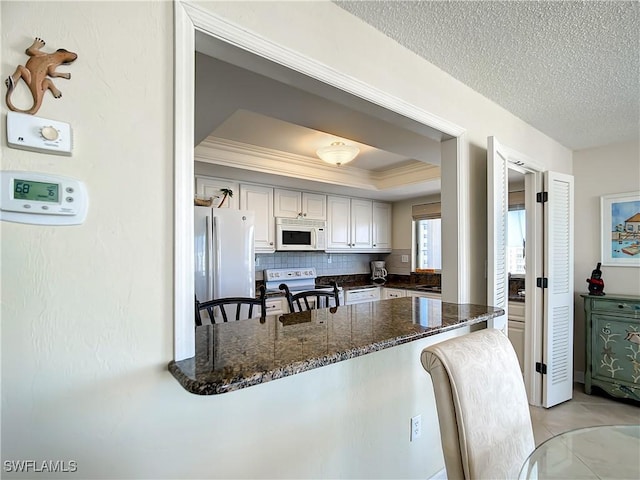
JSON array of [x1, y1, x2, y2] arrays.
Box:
[[601, 191, 640, 267]]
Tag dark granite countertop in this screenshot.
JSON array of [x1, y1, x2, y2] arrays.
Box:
[[169, 297, 503, 395], [381, 282, 442, 293]]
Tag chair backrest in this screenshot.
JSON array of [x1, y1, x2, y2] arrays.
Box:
[[421, 328, 534, 480], [195, 285, 267, 326], [279, 281, 340, 313]]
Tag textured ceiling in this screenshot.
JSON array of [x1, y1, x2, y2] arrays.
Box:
[[335, 0, 639, 151]]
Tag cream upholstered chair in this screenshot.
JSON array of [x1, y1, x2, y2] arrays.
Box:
[[421, 328, 534, 480]]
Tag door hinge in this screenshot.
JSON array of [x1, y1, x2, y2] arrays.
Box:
[[536, 362, 547, 375], [536, 192, 548, 203], [537, 277, 548, 289]]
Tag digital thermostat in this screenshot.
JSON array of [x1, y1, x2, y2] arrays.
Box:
[[0, 171, 88, 225], [6, 111, 73, 155]]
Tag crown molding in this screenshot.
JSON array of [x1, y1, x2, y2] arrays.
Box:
[[371, 161, 441, 190], [195, 136, 441, 193]]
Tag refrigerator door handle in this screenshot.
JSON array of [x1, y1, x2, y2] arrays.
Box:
[[212, 216, 222, 300], [205, 215, 215, 301]]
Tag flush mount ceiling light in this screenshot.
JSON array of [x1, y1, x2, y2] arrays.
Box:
[[316, 141, 359, 166]]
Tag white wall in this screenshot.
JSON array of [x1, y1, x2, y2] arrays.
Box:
[[573, 140, 640, 378], [2, 1, 573, 479]]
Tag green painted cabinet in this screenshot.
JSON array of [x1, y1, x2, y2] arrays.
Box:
[[582, 294, 640, 402]]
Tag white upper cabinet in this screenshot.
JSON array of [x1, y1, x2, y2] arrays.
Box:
[[197, 177, 391, 255], [303, 192, 327, 220], [327, 196, 376, 252], [274, 189, 326, 220], [372, 202, 392, 252], [239, 183, 275, 253], [350, 198, 373, 249], [326, 196, 352, 250], [195, 176, 239, 209]]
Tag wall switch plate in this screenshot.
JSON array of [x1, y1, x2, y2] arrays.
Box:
[[401, 255, 409, 263], [6, 111, 73, 156], [410, 414, 422, 441]]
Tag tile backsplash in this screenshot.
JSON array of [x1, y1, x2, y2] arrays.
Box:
[[256, 252, 385, 279]]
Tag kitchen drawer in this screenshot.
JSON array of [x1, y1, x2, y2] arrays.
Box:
[[590, 297, 640, 317], [264, 297, 288, 316], [383, 288, 406, 299], [509, 301, 525, 321], [345, 287, 380, 305]]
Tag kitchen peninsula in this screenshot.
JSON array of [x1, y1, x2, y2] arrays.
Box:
[[169, 297, 503, 395]]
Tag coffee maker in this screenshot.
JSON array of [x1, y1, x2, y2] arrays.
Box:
[[371, 261, 388, 285]]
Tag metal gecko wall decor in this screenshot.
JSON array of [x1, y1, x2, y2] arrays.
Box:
[[5, 37, 77, 115]]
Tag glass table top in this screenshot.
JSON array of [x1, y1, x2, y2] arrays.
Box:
[[519, 424, 640, 479]]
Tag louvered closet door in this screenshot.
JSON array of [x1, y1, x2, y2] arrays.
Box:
[[542, 171, 574, 407], [487, 136, 509, 331]]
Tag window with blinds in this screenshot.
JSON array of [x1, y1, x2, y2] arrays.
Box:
[[413, 203, 442, 271]]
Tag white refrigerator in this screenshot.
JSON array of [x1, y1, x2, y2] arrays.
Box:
[[194, 207, 256, 308]]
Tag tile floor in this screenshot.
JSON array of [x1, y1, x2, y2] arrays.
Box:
[[529, 383, 640, 446]]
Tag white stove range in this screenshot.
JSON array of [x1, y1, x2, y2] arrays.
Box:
[[264, 267, 343, 303]]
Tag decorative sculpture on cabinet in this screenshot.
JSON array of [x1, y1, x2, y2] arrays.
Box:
[[586, 262, 605, 296]]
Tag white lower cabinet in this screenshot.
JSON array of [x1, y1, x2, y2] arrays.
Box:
[[508, 301, 525, 374], [383, 288, 406, 299], [344, 287, 381, 305], [407, 290, 441, 300], [239, 183, 275, 253], [264, 297, 288, 316]]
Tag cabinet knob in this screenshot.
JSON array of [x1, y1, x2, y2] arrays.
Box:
[[269, 242, 274, 246], [618, 304, 626, 309]]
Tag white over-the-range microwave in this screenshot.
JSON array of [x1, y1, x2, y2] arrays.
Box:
[[275, 217, 326, 251]]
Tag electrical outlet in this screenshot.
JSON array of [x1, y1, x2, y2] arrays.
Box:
[[327, 254, 332, 264], [401, 255, 409, 263], [410, 414, 422, 441]]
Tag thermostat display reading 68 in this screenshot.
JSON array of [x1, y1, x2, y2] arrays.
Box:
[[1, 171, 88, 225], [14, 179, 60, 203]]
